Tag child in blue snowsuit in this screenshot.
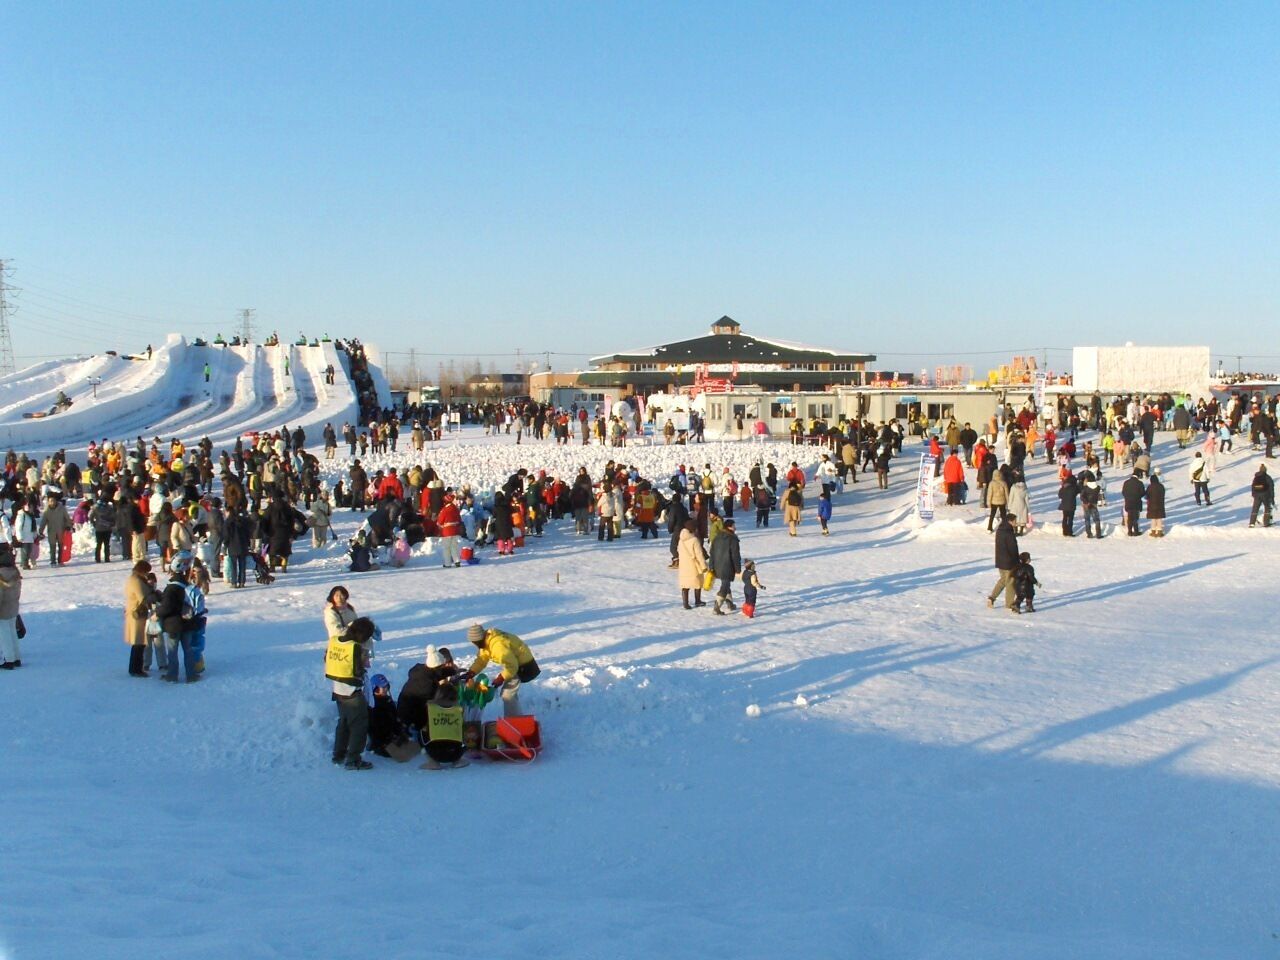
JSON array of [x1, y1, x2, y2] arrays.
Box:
[[182, 571, 208, 674], [817, 489, 832, 536]]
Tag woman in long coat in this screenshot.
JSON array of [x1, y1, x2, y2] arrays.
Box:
[[264, 496, 303, 571], [1145, 469, 1167, 537], [154, 502, 177, 572], [676, 519, 707, 610], [782, 481, 804, 536], [1007, 477, 1030, 534], [123, 560, 157, 676]]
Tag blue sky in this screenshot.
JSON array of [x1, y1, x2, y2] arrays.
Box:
[[4, 2, 1278, 376]]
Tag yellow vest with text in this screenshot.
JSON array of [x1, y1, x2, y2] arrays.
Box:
[[324, 635, 363, 684], [426, 703, 464, 743]]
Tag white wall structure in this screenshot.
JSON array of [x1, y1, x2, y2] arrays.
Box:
[[1072, 346, 1211, 395]]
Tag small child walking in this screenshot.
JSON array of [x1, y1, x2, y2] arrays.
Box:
[[741, 559, 765, 618], [817, 489, 832, 536], [1013, 551, 1041, 614]]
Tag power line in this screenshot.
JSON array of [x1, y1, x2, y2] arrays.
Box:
[[19, 264, 238, 314], [15, 280, 181, 326], [872, 347, 1075, 358], [380, 349, 595, 358]]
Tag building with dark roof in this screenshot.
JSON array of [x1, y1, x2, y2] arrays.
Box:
[[572, 316, 882, 395]]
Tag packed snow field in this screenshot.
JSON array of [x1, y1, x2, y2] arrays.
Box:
[[4, 428, 1280, 959]]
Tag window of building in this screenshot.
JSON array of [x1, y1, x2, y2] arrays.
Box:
[[770, 401, 796, 419], [732, 403, 756, 419], [807, 402, 834, 420], [926, 403, 955, 421], [708, 401, 724, 421]]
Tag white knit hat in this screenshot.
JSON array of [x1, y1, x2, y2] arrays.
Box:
[[425, 645, 443, 668]]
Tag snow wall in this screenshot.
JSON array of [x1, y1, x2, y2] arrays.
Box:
[[361, 342, 395, 409], [1072, 346, 1211, 395], [0, 334, 189, 449]]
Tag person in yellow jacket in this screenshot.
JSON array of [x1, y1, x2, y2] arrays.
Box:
[[465, 623, 540, 717]]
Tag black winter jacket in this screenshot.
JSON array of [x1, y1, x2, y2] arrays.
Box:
[[396, 663, 457, 728], [709, 530, 742, 580], [994, 519, 1020, 571], [1122, 476, 1146, 508]]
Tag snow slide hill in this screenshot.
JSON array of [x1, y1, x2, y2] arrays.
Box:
[[0, 336, 368, 454]]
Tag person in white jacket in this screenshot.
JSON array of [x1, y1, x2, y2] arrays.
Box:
[[1189, 452, 1212, 506], [610, 485, 626, 538], [595, 482, 617, 542], [14, 502, 38, 570], [815, 454, 838, 496]]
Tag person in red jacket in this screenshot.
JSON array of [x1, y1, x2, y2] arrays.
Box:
[[929, 434, 943, 477], [942, 449, 967, 505], [436, 494, 463, 568], [784, 461, 806, 489], [377, 468, 404, 502]]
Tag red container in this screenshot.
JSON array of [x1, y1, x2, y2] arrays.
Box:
[[482, 716, 542, 762]]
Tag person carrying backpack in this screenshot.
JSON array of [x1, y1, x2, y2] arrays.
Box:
[[155, 552, 202, 683]]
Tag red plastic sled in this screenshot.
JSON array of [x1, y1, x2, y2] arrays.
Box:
[[60, 530, 72, 565], [482, 716, 542, 762]]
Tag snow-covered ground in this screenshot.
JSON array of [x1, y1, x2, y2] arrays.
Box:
[[4, 430, 1280, 959]]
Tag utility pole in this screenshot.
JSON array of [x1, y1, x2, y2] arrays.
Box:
[[514, 348, 522, 374], [0, 260, 16, 375], [238, 308, 256, 345]]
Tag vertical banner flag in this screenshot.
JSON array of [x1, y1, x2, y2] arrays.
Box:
[[604, 394, 613, 421], [916, 453, 936, 521], [1033, 371, 1047, 412]]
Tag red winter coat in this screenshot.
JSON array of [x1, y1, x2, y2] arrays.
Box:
[[377, 475, 404, 501], [436, 502, 462, 538], [942, 455, 966, 488]]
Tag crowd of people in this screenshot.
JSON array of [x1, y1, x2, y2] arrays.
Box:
[[4, 374, 1278, 780], [968, 390, 1280, 614]]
